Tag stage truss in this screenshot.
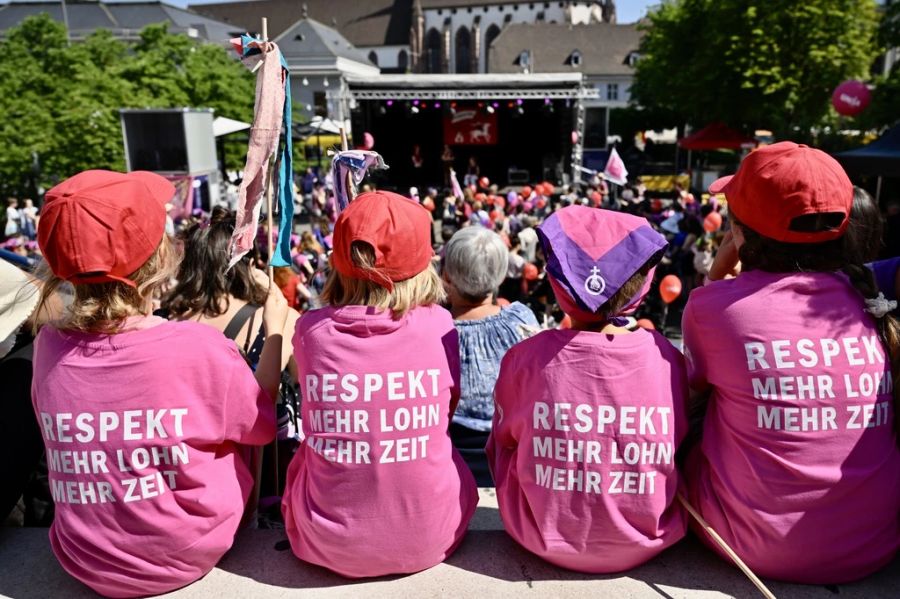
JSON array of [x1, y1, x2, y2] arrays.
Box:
[[344, 88, 599, 101]]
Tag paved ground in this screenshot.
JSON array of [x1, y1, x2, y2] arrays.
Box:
[[0, 489, 896, 598]]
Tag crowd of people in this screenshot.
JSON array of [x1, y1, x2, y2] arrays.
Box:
[[1, 141, 899, 597]]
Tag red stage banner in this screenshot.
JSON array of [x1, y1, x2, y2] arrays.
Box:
[[444, 109, 498, 145]]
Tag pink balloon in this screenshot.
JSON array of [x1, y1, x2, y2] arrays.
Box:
[[571, 130, 579, 144], [362, 132, 375, 150], [832, 80, 871, 116]]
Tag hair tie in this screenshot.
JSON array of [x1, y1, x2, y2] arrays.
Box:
[[865, 292, 897, 319]]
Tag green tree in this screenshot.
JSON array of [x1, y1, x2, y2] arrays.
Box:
[[0, 15, 255, 197], [863, 0, 900, 128], [631, 0, 880, 138]]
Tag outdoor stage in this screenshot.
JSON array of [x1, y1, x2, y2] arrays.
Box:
[[339, 74, 598, 192]]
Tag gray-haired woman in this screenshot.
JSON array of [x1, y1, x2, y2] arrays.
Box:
[[442, 226, 538, 485]]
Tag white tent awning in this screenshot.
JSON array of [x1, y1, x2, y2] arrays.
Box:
[[213, 117, 251, 137]]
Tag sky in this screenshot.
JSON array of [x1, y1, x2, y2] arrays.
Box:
[[175, 1, 659, 24]]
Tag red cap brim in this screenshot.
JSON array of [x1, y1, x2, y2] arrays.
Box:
[[708, 175, 733, 194]]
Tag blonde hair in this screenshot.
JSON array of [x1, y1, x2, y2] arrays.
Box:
[[321, 241, 445, 318], [33, 236, 178, 334]]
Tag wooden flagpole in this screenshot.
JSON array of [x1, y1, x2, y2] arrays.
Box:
[[677, 494, 777, 599], [339, 127, 355, 203], [261, 17, 276, 285], [261, 15, 285, 498]]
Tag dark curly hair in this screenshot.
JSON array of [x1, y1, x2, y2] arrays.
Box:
[[163, 207, 267, 318]]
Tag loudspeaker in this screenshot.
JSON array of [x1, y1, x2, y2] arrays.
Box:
[[120, 109, 217, 175]]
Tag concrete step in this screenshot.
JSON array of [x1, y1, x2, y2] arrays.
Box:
[[0, 489, 896, 598]]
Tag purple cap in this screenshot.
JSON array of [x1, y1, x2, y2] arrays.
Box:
[[537, 206, 667, 321]]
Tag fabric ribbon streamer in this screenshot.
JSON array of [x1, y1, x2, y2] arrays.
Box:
[[228, 34, 294, 268], [331, 150, 389, 215]]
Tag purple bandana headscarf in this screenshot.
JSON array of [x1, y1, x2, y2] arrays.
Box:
[[537, 206, 667, 324]]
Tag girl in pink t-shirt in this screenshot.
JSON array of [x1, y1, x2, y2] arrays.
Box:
[[281, 190, 477, 578], [487, 206, 688, 573], [684, 143, 900, 583], [31, 170, 286, 598]]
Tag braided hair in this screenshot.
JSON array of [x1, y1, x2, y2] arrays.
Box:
[[735, 187, 900, 437]]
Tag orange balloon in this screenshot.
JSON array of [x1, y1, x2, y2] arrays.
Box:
[[542, 182, 555, 195], [703, 211, 723, 233], [636, 318, 656, 330], [523, 262, 539, 281], [521, 185, 533, 197], [559, 314, 572, 329], [660, 274, 682, 304]]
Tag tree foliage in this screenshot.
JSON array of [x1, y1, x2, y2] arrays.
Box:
[[0, 15, 255, 197], [863, 0, 900, 128], [631, 0, 881, 138]]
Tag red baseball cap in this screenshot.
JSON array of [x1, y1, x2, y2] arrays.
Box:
[[38, 170, 174, 287], [332, 191, 434, 292], [709, 142, 852, 243]]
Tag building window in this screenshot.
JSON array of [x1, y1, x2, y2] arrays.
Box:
[[368, 51, 379, 66], [570, 50, 582, 67], [626, 52, 641, 67], [398, 49, 408, 72], [455, 26, 472, 73], [518, 50, 531, 72], [485, 24, 501, 72], [537, 11, 545, 20], [607, 83, 619, 101], [424, 28, 442, 73], [313, 91, 328, 117]]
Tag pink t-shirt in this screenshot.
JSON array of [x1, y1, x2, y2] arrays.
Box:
[[486, 328, 688, 573], [32, 320, 275, 598], [282, 304, 478, 578], [683, 270, 900, 583]]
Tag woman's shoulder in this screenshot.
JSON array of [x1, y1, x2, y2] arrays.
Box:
[[504, 302, 539, 326], [409, 303, 452, 320]]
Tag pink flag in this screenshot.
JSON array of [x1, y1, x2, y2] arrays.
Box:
[[603, 147, 629, 186], [228, 38, 285, 268], [450, 168, 464, 200]]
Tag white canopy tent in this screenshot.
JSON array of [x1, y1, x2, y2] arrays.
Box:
[[213, 117, 251, 137]]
